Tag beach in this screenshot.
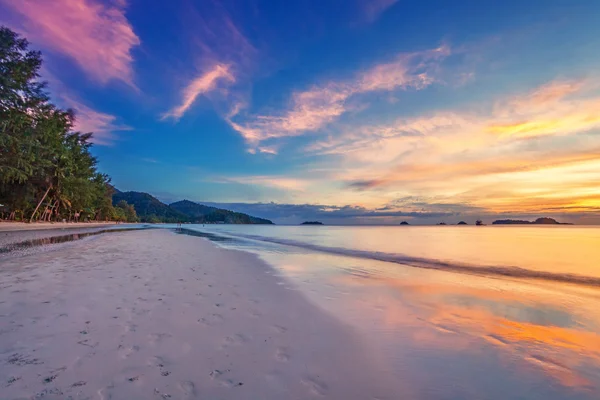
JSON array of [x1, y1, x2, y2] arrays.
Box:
[[2, 225, 600, 400], [0, 229, 394, 399]]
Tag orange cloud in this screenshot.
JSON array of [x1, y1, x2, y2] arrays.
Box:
[[290, 76, 600, 216], [2, 0, 140, 85]]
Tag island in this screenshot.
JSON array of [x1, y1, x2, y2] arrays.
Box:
[[301, 221, 324, 225], [492, 217, 572, 225], [400, 221, 410, 225], [457, 221, 468, 225]]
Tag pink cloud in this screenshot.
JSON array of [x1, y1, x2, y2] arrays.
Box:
[[162, 2, 256, 123], [185, 1, 256, 70], [162, 64, 235, 121], [62, 96, 132, 145], [229, 45, 450, 147], [1, 0, 140, 85]]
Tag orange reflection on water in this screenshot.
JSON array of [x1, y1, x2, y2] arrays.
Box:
[[335, 272, 600, 392]]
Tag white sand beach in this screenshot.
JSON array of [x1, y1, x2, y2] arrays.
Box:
[[0, 229, 395, 399]]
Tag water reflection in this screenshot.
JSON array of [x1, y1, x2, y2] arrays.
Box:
[[258, 250, 600, 398], [0, 226, 150, 255], [185, 226, 600, 397]]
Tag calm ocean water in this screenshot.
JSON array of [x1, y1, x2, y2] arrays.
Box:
[[180, 225, 600, 399]]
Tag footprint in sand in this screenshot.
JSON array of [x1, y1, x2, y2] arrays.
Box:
[[147, 355, 168, 369], [301, 375, 328, 396], [118, 344, 140, 359], [275, 347, 291, 362], [148, 355, 172, 377], [198, 313, 224, 326], [178, 381, 196, 399], [221, 333, 250, 348], [209, 369, 243, 388], [6, 376, 21, 386], [272, 325, 288, 334], [148, 332, 172, 346], [153, 388, 172, 399]]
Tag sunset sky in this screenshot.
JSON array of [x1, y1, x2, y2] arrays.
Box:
[[1, 0, 600, 224]]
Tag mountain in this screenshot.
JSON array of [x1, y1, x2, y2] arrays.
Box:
[[170, 200, 273, 224], [168, 200, 219, 218], [492, 217, 572, 225], [112, 193, 274, 224], [113, 191, 188, 223]]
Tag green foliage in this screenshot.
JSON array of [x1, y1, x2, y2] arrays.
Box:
[[116, 200, 138, 223], [0, 27, 136, 223]]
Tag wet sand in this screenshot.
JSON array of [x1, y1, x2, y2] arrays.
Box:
[[0, 229, 394, 399], [0, 221, 124, 232]]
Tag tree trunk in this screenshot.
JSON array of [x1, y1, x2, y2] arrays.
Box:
[[52, 199, 59, 222], [30, 185, 52, 223]]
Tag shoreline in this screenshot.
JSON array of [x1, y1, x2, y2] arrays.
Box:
[[0, 229, 395, 399], [0, 223, 146, 256], [0, 221, 135, 232]]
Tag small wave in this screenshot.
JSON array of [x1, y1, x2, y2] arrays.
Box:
[[199, 230, 600, 288]]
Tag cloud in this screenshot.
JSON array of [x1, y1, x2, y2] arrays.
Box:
[[62, 96, 132, 145], [306, 78, 600, 163], [185, 1, 256, 69], [161, 1, 256, 122], [362, 0, 399, 23], [257, 146, 278, 155], [487, 79, 600, 138], [290, 76, 600, 218], [210, 176, 310, 191], [229, 45, 450, 146], [162, 64, 235, 120], [0, 0, 140, 86]]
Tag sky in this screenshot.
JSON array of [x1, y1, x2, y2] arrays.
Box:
[[1, 0, 600, 225]]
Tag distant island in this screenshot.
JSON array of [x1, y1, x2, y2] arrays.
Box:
[[457, 221, 468, 225], [400, 221, 410, 225], [492, 217, 572, 225], [301, 221, 323, 225]]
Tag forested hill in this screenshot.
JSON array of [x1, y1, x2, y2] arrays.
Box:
[[112, 193, 273, 224], [112, 192, 188, 223], [168, 200, 219, 217], [170, 200, 273, 224]]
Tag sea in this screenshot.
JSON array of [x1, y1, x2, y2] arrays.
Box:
[[178, 224, 600, 399]]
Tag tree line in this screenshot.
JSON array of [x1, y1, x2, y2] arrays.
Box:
[[0, 27, 138, 223]]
